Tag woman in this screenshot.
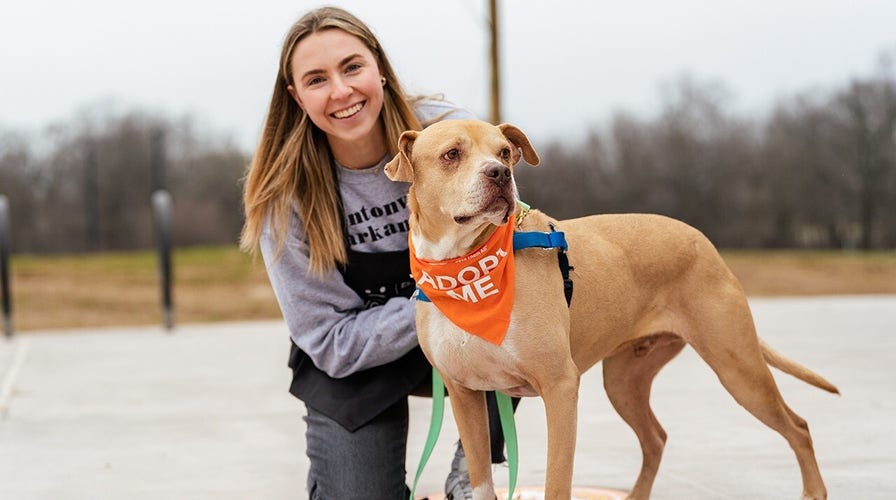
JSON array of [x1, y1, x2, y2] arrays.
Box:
[[240, 7, 508, 499]]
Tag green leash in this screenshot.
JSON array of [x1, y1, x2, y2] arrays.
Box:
[[409, 369, 518, 500], [495, 391, 519, 499], [410, 369, 445, 499]]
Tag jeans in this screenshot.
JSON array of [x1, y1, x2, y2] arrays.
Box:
[[305, 399, 410, 500], [303, 394, 519, 499]]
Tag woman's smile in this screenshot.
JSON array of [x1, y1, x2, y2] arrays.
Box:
[[332, 101, 365, 119]]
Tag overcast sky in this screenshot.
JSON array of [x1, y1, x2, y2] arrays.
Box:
[[2, 0, 895, 152]]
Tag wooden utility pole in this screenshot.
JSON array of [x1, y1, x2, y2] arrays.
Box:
[[489, 0, 501, 124]]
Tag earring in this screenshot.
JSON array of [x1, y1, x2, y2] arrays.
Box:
[[380, 76, 387, 86]]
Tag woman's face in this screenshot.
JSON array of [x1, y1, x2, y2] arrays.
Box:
[[288, 29, 386, 162]]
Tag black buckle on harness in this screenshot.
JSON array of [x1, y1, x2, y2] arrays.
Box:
[[549, 223, 574, 307]]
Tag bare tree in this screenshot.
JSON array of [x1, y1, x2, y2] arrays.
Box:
[[0, 132, 37, 251], [761, 95, 844, 247], [1, 106, 248, 253], [828, 67, 896, 249]]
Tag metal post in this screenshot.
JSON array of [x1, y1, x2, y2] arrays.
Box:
[[0, 195, 12, 337], [151, 190, 174, 331]]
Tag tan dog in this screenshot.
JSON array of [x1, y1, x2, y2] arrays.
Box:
[[384, 119, 838, 500]]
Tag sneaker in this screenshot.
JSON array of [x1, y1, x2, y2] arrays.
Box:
[[444, 441, 473, 500]]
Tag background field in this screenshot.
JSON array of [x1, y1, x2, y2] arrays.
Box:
[[6, 247, 896, 332]]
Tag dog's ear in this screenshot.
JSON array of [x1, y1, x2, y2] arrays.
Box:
[[384, 130, 419, 182], [498, 123, 540, 166]]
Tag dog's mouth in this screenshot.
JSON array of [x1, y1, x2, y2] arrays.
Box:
[[453, 195, 513, 225]]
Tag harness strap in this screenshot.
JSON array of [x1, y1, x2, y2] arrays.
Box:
[[415, 229, 573, 305], [512, 230, 568, 251], [548, 223, 575, 307], [519, 223, 574, 307]]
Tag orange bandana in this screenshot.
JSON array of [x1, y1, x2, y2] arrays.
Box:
[[409, 223, 515, 345]]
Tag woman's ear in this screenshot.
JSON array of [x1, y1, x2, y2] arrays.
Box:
[[287, 85, 303, 109]]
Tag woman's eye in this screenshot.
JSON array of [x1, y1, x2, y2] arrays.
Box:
[[346, 63, 362, 73], [307, 77, 324, 86], [442, 148, 459, 161]]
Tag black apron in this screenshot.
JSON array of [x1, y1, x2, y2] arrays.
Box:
[[287, 249, 431, 432]]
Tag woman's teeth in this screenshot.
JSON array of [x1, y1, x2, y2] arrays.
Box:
[[333, 102, 363, 119]]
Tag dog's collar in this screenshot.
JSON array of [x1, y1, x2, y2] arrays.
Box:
[[514, 200, 531, 228]]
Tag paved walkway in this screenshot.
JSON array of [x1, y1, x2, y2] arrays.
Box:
[[1, 296, 894, 499]]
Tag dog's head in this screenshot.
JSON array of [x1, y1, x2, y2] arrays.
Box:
[[385, 120, 539, 239]]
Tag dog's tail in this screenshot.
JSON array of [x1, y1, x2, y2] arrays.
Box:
[[760, 339, 840, 394]]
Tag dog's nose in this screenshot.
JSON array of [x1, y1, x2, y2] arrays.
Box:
[[484, 162, 512, 186]]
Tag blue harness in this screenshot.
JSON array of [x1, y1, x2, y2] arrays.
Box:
[[415, 225, 574, 306]]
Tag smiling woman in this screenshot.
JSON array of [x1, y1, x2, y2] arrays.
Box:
[[286, 29, 388, 168], [237, 6, 514, 500]]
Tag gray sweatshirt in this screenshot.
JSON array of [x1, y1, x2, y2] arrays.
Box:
[[260, 100, 475, 378]]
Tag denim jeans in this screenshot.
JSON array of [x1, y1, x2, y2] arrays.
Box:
[[303, 394, 519, 499], [304, 398, 410, 500]]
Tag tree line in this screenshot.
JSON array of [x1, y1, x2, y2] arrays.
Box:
[[517, 65, 896, 250], [1, 60, 894, 254], [0, 107, 248, 253]]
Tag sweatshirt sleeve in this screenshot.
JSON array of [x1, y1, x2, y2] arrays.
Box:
[[260, 215, 419, 379], [414, 98, 478, 124]]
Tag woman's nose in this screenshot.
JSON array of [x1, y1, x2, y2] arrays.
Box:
[[330, 77, 352, 99]]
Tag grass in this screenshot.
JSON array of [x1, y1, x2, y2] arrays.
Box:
[[4, 246, 895, 332], [8, 246, 279, 332], [721, 249, 896, 296]]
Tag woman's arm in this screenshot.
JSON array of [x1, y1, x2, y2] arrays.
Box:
[[260, 215, 418, 379], [261, 100, 474, 379]]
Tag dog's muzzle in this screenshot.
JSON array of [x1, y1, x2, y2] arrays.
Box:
[[483, 161, 512, 187]]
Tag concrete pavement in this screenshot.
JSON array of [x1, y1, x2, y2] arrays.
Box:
[[1, 296, 894, 499]]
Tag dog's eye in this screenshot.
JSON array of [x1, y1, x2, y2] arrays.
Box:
[[442, 148, 459, 161], [500, 147, 512, 161]]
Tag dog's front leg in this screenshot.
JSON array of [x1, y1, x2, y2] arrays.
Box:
[[444, 379, 496, 500], [540, 367, 580, 500]]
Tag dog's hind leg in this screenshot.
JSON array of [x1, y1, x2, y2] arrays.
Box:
[[686, 303, 828, 500], [444, 381, 497, 500], [602, 333, 686, 500]]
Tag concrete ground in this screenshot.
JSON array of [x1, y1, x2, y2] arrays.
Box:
[[1, 296, 893, 499]]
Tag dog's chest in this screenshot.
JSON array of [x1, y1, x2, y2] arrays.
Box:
[[417, 305, 533, 393]]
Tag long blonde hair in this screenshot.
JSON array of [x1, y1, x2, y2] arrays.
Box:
[[240, 7, 422, 276]]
